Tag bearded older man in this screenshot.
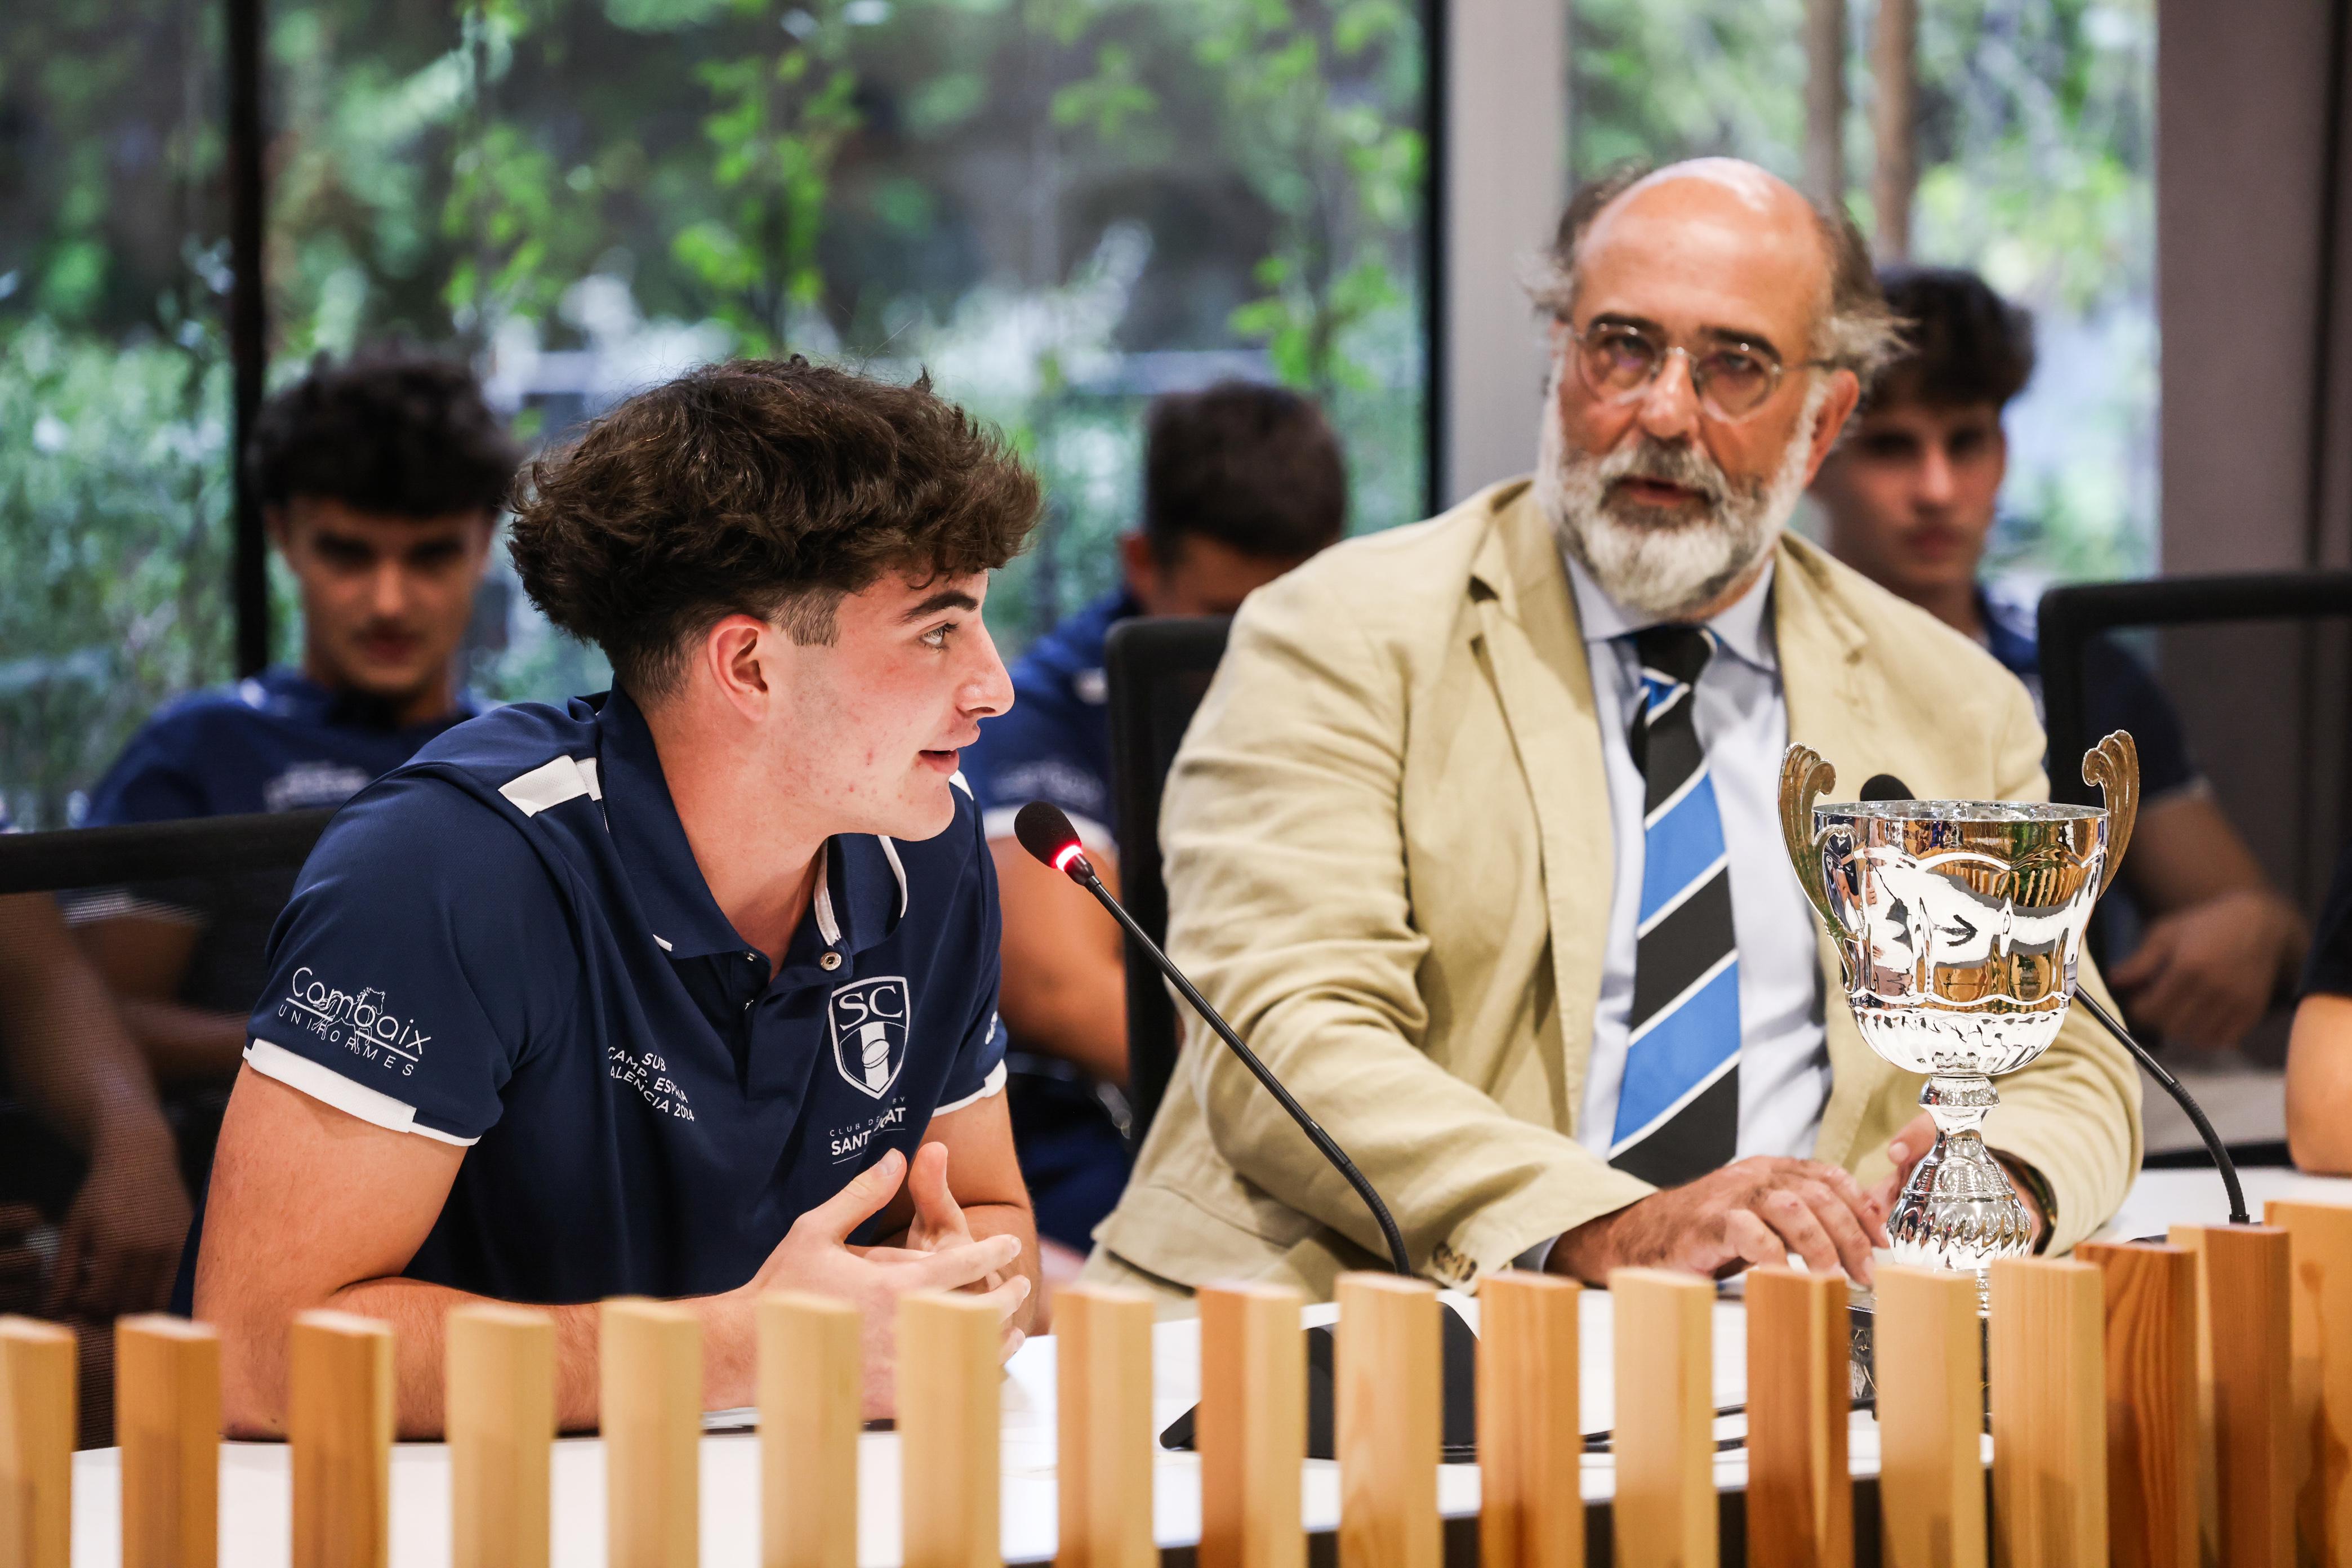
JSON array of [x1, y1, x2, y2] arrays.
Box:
[[1080, 159, 2141, 1302]]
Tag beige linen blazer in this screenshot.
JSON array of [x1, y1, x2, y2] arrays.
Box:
[[1087, 479, 2142, 1300]]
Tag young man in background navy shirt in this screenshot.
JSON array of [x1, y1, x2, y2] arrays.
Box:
[[78, 351, 520, 1089], [961, 382, 1345, 1264], [1812, 267, 2306, 1050], [193, 360, 1041, 1435]]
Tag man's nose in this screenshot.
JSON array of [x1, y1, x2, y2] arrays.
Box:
[[370, 563, 412, 616], [1917, 443, 1958, 506], [1634, 349, 1701, 442], [964, 628, 1015, 720]]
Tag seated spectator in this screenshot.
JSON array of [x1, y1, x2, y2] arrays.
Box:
[[74, 350, 520, 1088], [1812, 267, 2305, 1050], [2286, 850, 2352, 1172], [961, 381, 1346, 1263]]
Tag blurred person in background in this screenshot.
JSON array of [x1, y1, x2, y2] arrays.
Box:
[[2286, 849, 2352, 1171], [73, 350, 520, 1091], [961, 381, 1347, 1275], [1811, 268, 2306, 1050]]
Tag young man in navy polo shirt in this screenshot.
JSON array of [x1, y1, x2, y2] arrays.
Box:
[[961, 382, 1345, 1263], [194, 360, 1041, 1436], [78, 351, 520, 1088]]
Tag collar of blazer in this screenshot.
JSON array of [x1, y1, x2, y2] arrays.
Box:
[[1461, 481, 1893, 1160]]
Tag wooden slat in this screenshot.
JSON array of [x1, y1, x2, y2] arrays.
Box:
[[1054, 1284, 1156, 1568], [447, 1304, 554, 1568], [1334, 1273, 1440, 1568], [1197, 1282, 1306, 1568], [1872, 1264, 1985, 1568], [1747, 1267, 1852, 1568], [2078, 1243, 2198, 1568], [1475, 1272, 1582, 1568], [2265, 1199, 2352, 1568], [1988, 1257, 2105, 1568], [116, 1315, 220, 1568], [1608, 1268, 1714, 1568], [289, 1309, 393, 1568], [760, 1291, 862, 1568], [898, 1290, 1002, 1568], [0, 1316, 75, 1568], [601, 1298, 702, 1568], [2172, 1224, 2295, 1568]]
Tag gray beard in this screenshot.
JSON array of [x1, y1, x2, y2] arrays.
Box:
[[1535, 377, 1828, 621]]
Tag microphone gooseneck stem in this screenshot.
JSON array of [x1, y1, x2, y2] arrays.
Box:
[[2076, 989, 2250, 1226], [1071, 867, 1415, 1277]]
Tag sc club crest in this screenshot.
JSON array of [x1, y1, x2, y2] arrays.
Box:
[[829, 977, 911, 1099]]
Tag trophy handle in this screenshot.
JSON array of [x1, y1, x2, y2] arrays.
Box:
[[1778, 743, 1844, 936], [2082, 730, 2140, 899]]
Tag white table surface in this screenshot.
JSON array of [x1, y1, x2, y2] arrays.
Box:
[[65, 1165, 2352, 1566]]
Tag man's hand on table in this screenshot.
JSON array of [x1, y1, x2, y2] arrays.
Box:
[[728, 1145, 1026, 1419], [1548, 1155, 1888, 1286]]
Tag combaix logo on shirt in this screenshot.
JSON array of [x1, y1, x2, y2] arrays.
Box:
[[828, 976, 912, 1100], [275, 967, 429, 1077]]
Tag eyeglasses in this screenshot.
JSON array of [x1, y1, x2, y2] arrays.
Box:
[[1563, 319, 1828, 424]]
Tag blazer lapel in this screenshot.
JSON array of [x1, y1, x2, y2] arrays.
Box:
[[1771, 533, 1895, 1170], [1468, 489, 1616, 1129]]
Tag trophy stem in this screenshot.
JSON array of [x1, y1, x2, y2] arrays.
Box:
[[1886, 1073, 2035, 1312]]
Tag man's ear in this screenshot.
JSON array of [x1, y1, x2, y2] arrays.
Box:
[[701, 613, 779, 719], [1801, 368, 1865, 485], [1119, 532, 1162, 613], [264, 503, 293, 555]]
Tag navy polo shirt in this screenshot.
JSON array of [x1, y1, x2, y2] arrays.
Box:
[[962, 587, 1137, 852], [230, 686, 1007, 1304], [1977, 590, 2198, 801], [87, 666, 483, 823]]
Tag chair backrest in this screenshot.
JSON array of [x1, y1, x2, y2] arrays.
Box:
[[2038, 571, 2352, 902], [1103, 614, 1231, 1142]]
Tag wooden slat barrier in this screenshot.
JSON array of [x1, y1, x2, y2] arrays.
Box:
[[1335, 1273, 1440, 1568], [2266, 1199, 2352, 1568], [602, 1298, 702, 1568], [117, 1315, 220, 1568], [899, 1290, 1002, 1568], [1988, 1257, 2105, 1568], [0, 1316, 75, 1568], [1871, 1264, 1985, 1568], [1609, 1268, 1715, 1568], [2078, 1242, 2198, 1568], [447, 1304, 555, 1568], [1476, 1271, 1582, 1568], [760, 1292, 862, 1568], [1055, 1285, 1156, 1568], [2174, 1223, 2295, 1568], [1747, 1267, 1851, 1568], [1197, 1282, 1306, 1568], [289, 1309, 393, 1568]]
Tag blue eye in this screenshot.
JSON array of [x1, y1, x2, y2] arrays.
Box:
[[921, 622, 955, 649]]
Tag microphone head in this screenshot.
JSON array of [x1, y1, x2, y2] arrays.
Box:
[[1860, 773, 1914, 803], [1014, 801, 1088, 876]]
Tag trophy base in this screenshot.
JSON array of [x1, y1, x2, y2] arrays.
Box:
[[1885, 1075, 2034, 1310]]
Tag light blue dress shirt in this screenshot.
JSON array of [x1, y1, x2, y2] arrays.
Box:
[[1563, 551, 1830, 1165]]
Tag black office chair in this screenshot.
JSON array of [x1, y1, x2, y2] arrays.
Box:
[[2038, 570, 2352, 1164], [1103, 614, 1231, 1144]]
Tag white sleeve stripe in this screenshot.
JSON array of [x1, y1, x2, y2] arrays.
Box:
[[979, 807, 1116, 858], [930, 1059, 1008, 1116], [243, 1039, 480, 1147]]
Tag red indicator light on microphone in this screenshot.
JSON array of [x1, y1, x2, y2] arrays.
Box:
[[1053, 843, 1085, 874]]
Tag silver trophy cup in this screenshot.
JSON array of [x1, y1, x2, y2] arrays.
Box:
[[1777, 733, 2139, 1299]]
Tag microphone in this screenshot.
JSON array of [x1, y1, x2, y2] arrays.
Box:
[[1013, 800, 1413, 1276], [1859, 775, 2248, 1226]]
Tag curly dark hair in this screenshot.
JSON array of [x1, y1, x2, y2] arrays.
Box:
[[509, 359, 1041, 702], [1867, 266, 2037, 413], [1143, 381, 1346, 562], [247, 348, 519, 518]]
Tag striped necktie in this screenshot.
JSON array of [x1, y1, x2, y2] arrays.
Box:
[[1609, 623, 1743, 1187]]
